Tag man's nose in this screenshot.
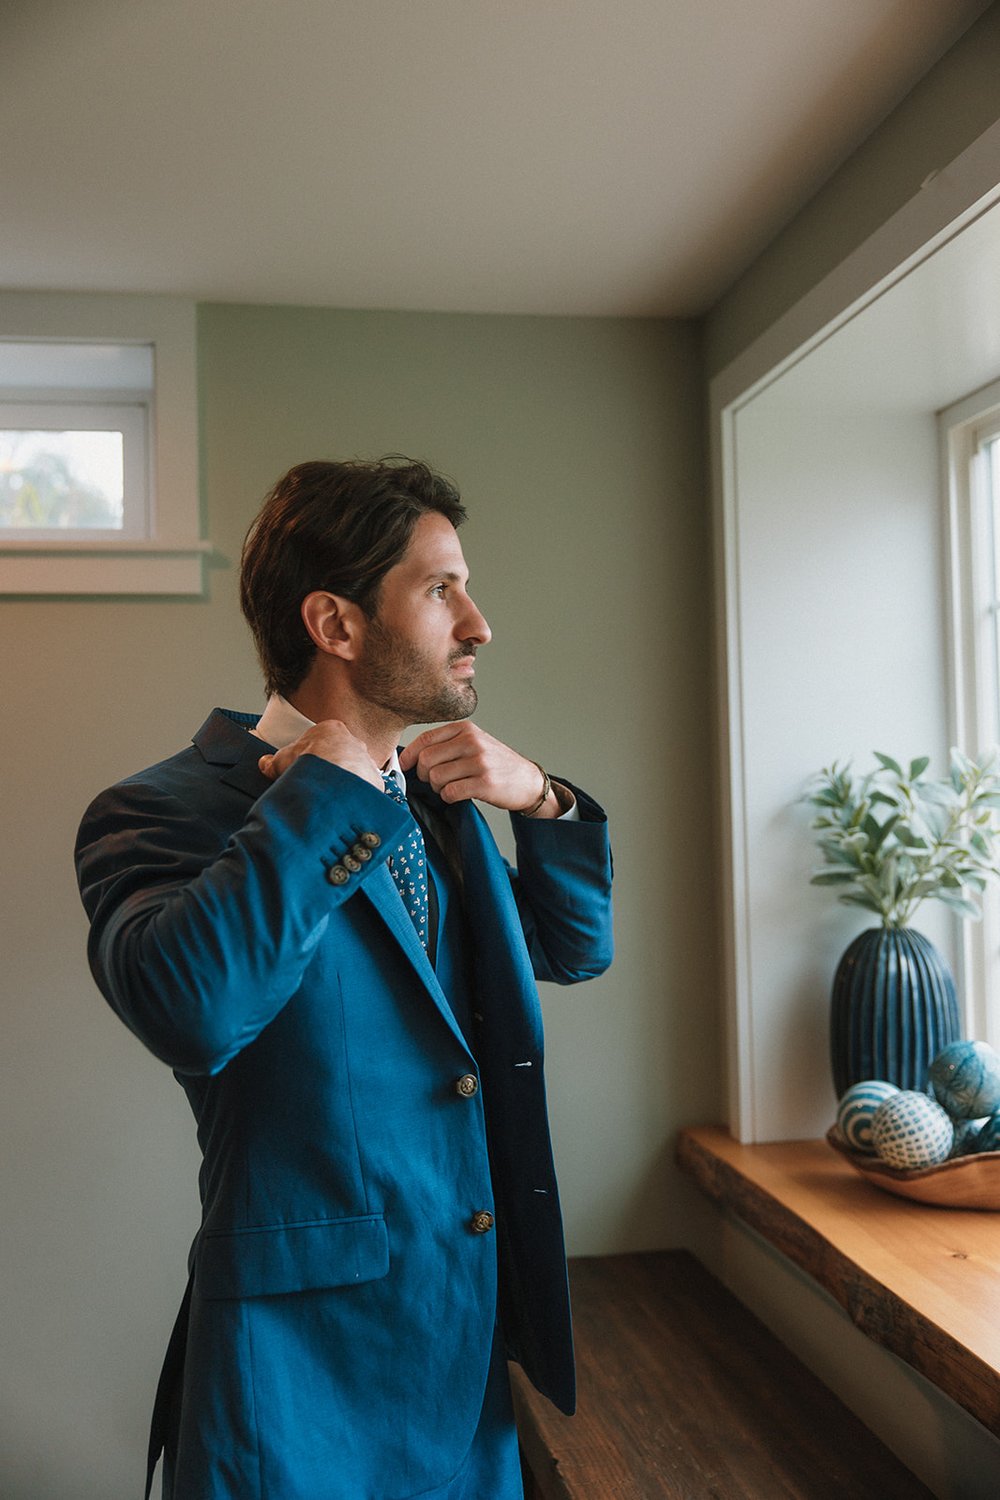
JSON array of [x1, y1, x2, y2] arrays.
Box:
[[461, 597, 491, 646]]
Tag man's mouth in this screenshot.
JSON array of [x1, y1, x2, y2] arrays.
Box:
[[449, 644, 477, 672]]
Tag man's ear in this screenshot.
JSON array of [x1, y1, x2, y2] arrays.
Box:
[[301, 591, 365, 661]]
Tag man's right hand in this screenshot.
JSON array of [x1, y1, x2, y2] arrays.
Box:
[[258, 721, 383, 790]]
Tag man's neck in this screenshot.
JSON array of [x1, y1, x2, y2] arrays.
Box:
[[286, 684, 402, 771]]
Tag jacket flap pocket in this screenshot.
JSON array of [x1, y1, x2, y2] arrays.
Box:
[[196, 1214, 389, 1300]]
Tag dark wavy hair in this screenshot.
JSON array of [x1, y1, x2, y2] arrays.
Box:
[[240, 457, 467, 698]]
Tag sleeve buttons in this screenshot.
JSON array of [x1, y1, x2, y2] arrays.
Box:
[[328, 835, 380, 885]]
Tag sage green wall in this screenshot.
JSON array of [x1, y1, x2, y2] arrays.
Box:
[[196, 304, 719, 1251], [0, 304, 715, 1498], [706, 0, 1000, 377]]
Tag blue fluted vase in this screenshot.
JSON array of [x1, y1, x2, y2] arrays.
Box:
[[830, 926, 961, 1097]]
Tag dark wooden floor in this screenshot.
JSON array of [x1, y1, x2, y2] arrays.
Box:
[[512, 1250, 933, 1499]]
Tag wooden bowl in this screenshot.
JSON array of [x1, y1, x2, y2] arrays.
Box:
[[826, 1126, 1000, 1209]]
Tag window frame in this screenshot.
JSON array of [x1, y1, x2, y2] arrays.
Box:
[[941, 376, 1000, 1050], [0, 292, 206, 595]]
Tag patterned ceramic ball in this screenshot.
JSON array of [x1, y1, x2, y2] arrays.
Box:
[[949, 1119, 985, 1157], [836, 1080, 899, 1154], [929, 1040, 1000, 1119], [973, 1113, 1000, 1153], [871, 1091, 954, 1169]]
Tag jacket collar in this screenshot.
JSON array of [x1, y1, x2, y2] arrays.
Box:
[[193, 707, 276, 800]]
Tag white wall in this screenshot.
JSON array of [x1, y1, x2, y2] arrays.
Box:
[[732, 394, 952, 1139]]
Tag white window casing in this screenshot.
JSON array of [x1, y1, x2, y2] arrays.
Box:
[[0, 292, 206, 595]]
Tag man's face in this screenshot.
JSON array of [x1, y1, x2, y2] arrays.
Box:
[[352, 511, 492, 726]]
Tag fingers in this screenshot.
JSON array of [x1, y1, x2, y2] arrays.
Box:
[[402, 723, 542, 811], [258, 722, 383, 790], [259, 747, 295, 781], [437, 776, 482, 804], [402, 724, 483, 785], [399, 723, 463, 772], [423, 756, 483, 800]]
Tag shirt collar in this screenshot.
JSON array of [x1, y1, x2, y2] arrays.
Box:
[[252, 693, 404, 790]]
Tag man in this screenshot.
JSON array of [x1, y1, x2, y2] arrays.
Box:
[[75, 457, 613, 1500]]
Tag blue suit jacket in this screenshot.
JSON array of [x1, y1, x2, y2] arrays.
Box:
[[75, 708, 613, 1500]]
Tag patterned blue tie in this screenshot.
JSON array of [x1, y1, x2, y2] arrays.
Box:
[[382, 775, 429, 949]]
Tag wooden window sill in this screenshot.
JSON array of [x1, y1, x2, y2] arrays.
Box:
[[676, 1125, 1000, 1437]]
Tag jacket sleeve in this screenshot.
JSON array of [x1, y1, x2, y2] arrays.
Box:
[[75, 756, 410, 1076], [507, 779, 613, 985]]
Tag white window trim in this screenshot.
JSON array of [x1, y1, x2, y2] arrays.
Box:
[[942, 377, 1000, 1051], [0, 292, 207, 594]]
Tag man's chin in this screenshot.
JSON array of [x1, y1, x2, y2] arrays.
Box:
[[429, 685, 477, 723]]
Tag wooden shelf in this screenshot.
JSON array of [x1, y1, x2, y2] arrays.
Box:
[[677, 1125, 1000, 1437]]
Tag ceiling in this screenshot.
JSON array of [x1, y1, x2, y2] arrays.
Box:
[[1, 0, 993, 318]]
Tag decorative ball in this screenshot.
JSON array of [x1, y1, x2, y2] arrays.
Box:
[[929, 1040, 1000, 1119], [837, 1080, 899, 1154], [871, 1091, 954, 1169], [973, 1113, 1000, 1154], [949, 1119, 985, 1157]]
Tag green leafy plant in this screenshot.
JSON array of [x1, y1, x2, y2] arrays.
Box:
[[806, 750, 1000, 927]]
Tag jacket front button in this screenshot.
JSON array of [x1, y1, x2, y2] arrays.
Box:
[[327, 864, 350, 886], [455, 1074, 479, 1098], [470, 1210, 494, 1234]]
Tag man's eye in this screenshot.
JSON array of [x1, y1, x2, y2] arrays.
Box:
[[429, 584, 447, 598]]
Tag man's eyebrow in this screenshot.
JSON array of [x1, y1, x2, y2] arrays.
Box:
[[421, 568, 466, 583]]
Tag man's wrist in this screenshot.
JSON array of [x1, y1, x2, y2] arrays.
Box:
[[520, 774, 576, 820], [517, 763, 551, 817]]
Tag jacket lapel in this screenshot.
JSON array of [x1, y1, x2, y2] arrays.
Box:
[[447, 792, 545, 1058], [384, 773, 485, 1052], [361, 862, 474, 1058]]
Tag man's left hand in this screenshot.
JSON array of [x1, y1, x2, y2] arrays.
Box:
[[400, 723, 565, 817]]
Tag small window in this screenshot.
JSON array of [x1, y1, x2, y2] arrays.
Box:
[[0, 294, 203, 595], [0, 339, 152, 542]]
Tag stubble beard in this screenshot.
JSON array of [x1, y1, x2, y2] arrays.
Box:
[[355, 616, 479, 726]]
